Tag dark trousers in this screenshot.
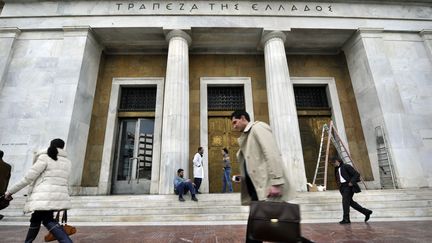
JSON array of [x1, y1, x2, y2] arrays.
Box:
[[25, 210, 72, 243], [194, 178, 202, 192], [176, 181, 196, 197], [340, 184, 369, 220]]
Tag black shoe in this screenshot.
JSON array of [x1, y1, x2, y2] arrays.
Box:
[[191, 196, 198, 202], [179, 197, 185, 202], [365, 210, 373, 222], [196, 191, 202, 194], [0, 214, 4, 220], [300, 236, 315, 243], [339, 219, 351, 224]]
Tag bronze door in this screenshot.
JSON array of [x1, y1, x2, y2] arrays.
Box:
[[208, 117, 241, 193], [298, 111, 338, 190]]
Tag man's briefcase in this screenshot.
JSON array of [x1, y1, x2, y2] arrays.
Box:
[[248, 200, 301, 242]]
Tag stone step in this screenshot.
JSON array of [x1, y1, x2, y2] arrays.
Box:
[[7, 192, 432, 208], [3, 207, 432, 223], [4, 201, 431, 218], [2, 189, 431, 224]]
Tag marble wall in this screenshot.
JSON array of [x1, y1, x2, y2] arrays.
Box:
[[0, 31, 64, 191], [343, 30, 432, 188], [0, 28, 102, 194]]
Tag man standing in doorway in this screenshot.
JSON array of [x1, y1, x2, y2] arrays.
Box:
[[231, 110, 296, 243], [192, 146, 204, 194], [0, 150, 12, 220], [331, 155, 372, 224]]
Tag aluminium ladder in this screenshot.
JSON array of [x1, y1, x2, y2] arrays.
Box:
[[312, 121, 367, 191], [375, 125, 397, 189]]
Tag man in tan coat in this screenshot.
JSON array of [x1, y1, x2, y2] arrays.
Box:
[[231, 110, 296, 243], [0, 150, 12, 220]]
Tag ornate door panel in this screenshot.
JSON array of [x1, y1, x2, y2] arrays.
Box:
[[208, 117, 241, 193], [298, 113, 338, 190]]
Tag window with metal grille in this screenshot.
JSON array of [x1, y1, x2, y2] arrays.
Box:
[[294, 86, 329, 108], [119, 87, 157, 111], [208, 86, 245, 111]]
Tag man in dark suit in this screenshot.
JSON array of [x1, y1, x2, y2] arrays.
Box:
[[0, 150, 12, 220], [331, 156, 372, 224]]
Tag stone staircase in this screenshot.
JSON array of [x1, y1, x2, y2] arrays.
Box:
[[1, 189, 431, 225]]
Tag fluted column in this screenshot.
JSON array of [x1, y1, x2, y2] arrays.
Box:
[[159, 30, 191, 194], [262, 31, 307, 191]]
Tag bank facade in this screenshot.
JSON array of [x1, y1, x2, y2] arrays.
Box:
[[0, 0, 431, 196]]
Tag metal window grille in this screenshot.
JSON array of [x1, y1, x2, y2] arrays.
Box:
[[208, 87, 245, 111], [119, 87, 157, 111], [294, 86, 329, 108]]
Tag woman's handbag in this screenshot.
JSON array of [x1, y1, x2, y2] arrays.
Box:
[[44, 210, 77, 242], [0, 195, 11, 210], [248, 200, 301, 242]]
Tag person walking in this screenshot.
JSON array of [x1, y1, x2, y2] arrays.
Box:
[[331, 155, 373, 224], [221, 148, 233, 193], [231, 110, 297, 243], [4, 139, 73, 243], [0, 150, 12, 220], [192, 146, 204, 194]]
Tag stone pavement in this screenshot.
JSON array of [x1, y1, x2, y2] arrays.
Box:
[[0, 221, 431, 243]]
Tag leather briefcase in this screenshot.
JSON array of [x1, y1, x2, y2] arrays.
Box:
[[248, 200, 301, 242]]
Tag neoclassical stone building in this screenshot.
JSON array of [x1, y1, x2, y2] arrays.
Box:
[[0, 0, 431, 196]]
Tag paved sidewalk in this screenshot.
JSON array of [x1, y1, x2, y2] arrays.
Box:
[[0, 221, 431, 242]]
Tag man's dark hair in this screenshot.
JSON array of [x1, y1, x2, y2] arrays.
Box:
[[330, 155, 342, 163], [231, 110, 250, 122], [177, 168, 184, 174], [0, 150, 3, 160], [223, 148, 229, 154], [198, 147, 203, 151]]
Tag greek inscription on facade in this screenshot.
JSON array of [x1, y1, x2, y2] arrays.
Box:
[[115, 2, 335, 14]]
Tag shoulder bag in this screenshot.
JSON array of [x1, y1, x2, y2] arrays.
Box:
[[44, 210, 77, 242]]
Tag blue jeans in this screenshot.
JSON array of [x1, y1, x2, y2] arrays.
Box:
[[175, 181, 196, 197], [222, 167, 233, 193]]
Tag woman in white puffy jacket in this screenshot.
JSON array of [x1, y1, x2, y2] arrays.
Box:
[[5, 138, 72, 243]]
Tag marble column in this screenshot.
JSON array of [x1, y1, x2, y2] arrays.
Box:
[[159, 30, 191, 194], [261, 31, 307, 192], [52, 26, 102, 193], [0, 28, 20, 90]]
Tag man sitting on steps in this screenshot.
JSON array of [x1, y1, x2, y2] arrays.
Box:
[[174, 168, 198, 202]]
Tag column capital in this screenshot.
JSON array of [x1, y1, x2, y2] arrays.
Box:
[[261, 31, 287, 47], [0, 27, 21, 38], [165, 29, 192, 46]]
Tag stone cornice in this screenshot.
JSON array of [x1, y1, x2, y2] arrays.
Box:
[[0, 27, 21, 38], [63, 26, 92, 36], [420, 29, 432, 39]]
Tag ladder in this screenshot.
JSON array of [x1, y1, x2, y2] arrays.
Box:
[[312, 121, 367, 190], [312, 123, 331, 190], [375, 125, 397, 189]]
